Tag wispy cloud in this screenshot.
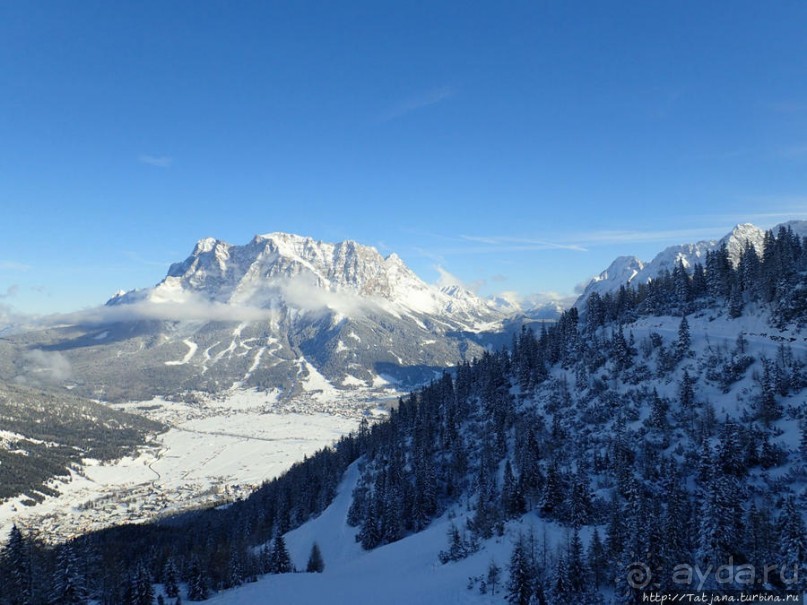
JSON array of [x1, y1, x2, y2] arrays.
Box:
[[35, 276, 378, 327], [0, 285, 19, 299], [411, 222, 774, 260], [0, 260, 31, 271], [569, 227, 729, 246], [138, 154, 173, 168], [378, 86, 455, 122], [460, 235, 587, 252], [16, 350, 72, 385]]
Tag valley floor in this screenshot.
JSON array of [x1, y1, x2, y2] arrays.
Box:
[[0, 387, 395, 543]]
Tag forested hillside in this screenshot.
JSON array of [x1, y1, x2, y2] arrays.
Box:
[[2, 225, 806, 604], [0, 382, 163, 504]]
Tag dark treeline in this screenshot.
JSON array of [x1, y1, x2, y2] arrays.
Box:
[[1, 226, 806, 604]]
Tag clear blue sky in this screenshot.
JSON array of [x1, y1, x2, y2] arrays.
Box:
[[2, 1, 807, 315]]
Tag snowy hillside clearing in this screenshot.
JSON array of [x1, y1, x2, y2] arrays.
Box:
[[208, 462, 565, 605]]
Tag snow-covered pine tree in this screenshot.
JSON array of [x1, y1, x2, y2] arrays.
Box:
[[163, 559, 179, 599], [777, 496, 806, 591], [269, 533, 293, 574], [51, 544, 87, 605], [506, 536, 534, 605], [186, 559, 209, 601]]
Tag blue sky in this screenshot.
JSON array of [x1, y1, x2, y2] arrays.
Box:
[[2, 2, 807, 315]]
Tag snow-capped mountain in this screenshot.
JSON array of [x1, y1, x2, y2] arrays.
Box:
[[6, 234, 506, 402], [578, 255, 646, 300], [109, 233, 499, 329], [576, 221, 807, 306]]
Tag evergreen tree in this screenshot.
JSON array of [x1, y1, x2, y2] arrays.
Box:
[[552, 554, 571, 604], [744, 503, 775, 574], [270, 533, 293, 574], [51, 544, 87, 605], [778, 497, 806, 590], [758, 360, 782, 423], [163, 559, 179, 599], [487, 560, 502, 596], [1, 525, 32, 605], [502, 460, 525, 518], [226, 548, 244, 588], [588, 528, 607, 589], [124, 562, 154, 605], [306, 542, 324, 573], [540, 463, 564, 518], [439, 523, 468, 564], [186, 559, 209, 602], [567, 529, 587, 593], [677, 315, 691, 357], [506, 537, 534, 605]]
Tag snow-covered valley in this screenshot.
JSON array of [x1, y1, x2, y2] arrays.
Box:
[[0, 386, 398, 544]]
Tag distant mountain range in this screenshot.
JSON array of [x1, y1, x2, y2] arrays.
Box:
[[1, 234, 517, 402], [3, 222, 805, 402], [575, 220, 807, 306]]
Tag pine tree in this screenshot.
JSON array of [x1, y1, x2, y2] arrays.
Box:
[[506, 537, 534, 605], [744, 502, 775, 574], [587, 528, 607, 589], [1, 525, 32, 605], [186, 559, 209, 601], [487, 560, 502, 596], [679, 371, 696, 433], [306, 542, 324, 573], [163, 559, 179, 599], [677, 315, 691, 358], [552, 554, 571, 604], [758, 360, 782, 423], [728, 284, 743, 318], [270, 533, 293, 574], [128, 562, 154, 605], [568, 470, 593, 528], [567, 529, 587, 593], [227, 548, 244, 588], [540, 463, 564, 518], [51, 544, 87, 605], [778, 497, 806, 590]]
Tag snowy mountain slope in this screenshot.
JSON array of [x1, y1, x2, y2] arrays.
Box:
[[5, 233, 507, 402], [575, 221, 806, 306], [208, 461, 554, 605], [578, 255, 645, 300]]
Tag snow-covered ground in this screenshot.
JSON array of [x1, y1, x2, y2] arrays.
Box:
[[0, 388, 396, 544], [208, 461, 563, 605]]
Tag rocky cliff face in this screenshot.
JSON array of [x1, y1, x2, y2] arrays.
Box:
[[12, 233, 506, 402]]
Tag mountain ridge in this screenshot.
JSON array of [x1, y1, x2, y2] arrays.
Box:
[[4, 233, 513, 402], [576, 220, 807, 306]]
